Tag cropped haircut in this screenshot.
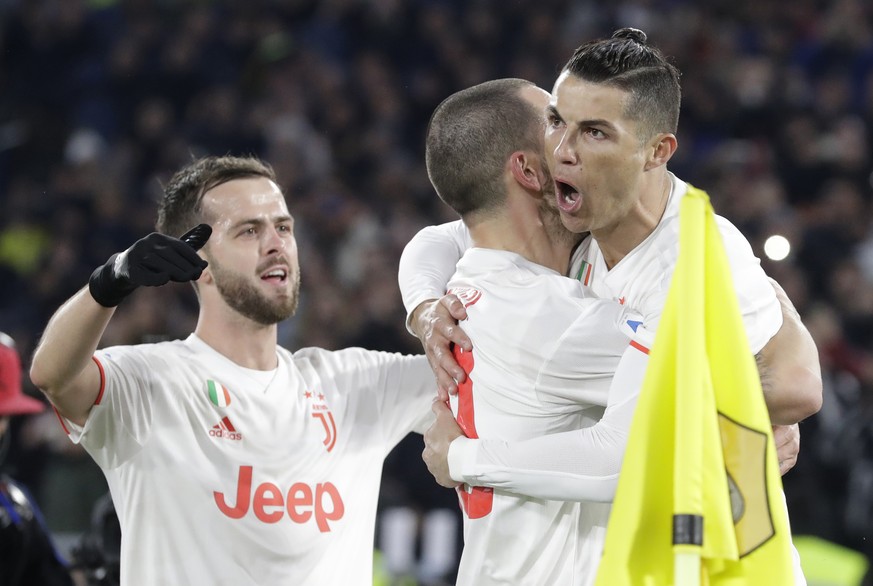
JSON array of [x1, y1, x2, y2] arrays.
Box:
[[156, 155, 278, 237], [563, 28, 681, 141], [425, 79, 543, 219]]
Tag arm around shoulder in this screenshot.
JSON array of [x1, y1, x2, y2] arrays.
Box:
[[398, 220, 471, 324]]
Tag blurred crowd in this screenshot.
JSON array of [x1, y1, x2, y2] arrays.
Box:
[[1, 0, 872, 582]]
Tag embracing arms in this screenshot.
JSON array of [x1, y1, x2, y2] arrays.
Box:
[[399, 221, 821, 484], [423, 341, 650, 501]]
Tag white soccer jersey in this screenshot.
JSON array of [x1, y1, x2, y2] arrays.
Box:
[[399, 174, 781, 352], [397, 175, 803, 584], [57, 335, 434, 586], [445, 248, 651, 586], [568, 174, 781, 354]]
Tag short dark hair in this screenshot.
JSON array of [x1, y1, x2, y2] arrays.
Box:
[[563, 28, 681, 140], [425, 78, 543, 219], [156, 155, 277, 237]]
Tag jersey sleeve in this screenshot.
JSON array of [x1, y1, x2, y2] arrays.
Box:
[[335, 349, 436, 454], [638, 215, 782, 355], [398, 220, 472, 330], [447, 324, 652, 502], [714, 216, 783, 354], [534, 302, 643, 404], [60, 345, 156, 470]]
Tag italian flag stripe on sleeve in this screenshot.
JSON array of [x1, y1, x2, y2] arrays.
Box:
[[575, 260, 592, 286], [207, 380, 231, 407]]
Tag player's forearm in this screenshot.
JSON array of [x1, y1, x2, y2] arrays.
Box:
[[448, 431, 622, 502], [756, 319, 822, 425], [398, 220, 470, 330], [30, 286, 112, 408], [755, 280, 823, 424], [447, 337, 649, 502]]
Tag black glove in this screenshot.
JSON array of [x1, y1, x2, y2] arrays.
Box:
[[89, 224, 212, 307]]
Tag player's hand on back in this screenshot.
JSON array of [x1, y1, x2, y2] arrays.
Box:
[[89, 224, 212, 307], [422, 399, 464, 488], [410, 294, 471, 401], [773, 423, 800, 475]]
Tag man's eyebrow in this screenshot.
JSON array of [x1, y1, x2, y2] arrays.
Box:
[[547, 103, 619, 133], [231, 214, 293, 229], [579, 118, 616, 130], [559, 116, 619, 134], [273, 214, 294, 224], [231, 218, 264, 229]]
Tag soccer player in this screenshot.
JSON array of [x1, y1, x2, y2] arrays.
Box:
[[423, 77, 652, 585], [29, 155, 436, 585], [401, 29, 821, 584]]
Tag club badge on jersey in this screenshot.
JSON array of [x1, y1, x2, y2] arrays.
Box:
[[448, 287, 483, 309], [304, 389, 338, 453]]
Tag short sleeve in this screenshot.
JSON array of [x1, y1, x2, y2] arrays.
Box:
[[66, 346, 156, 470]]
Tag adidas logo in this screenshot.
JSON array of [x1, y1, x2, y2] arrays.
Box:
[[209, 416, 243, 441]]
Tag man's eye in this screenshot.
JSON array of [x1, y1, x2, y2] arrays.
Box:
[[587, 128, 605, 138]]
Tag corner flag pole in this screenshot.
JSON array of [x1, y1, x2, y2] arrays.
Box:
[[673, 193, 706, 586]]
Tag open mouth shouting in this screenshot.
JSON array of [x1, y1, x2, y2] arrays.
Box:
[[260, 266, 289, 285], [555, 179, 582, 213]]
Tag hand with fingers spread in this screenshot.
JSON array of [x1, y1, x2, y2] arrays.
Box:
[[89, 224, 212, 307], [773, 423, 800, 475], [409, 294, 472, 400], [422, 398, 464, 488]]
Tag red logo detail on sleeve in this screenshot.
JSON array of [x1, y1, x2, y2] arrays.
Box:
[[452, 347, 493, 519], [448, 287, 483, 308], [214, 466, 345, 532]]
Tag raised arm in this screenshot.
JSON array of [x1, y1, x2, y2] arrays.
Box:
[[30, 288, 117, 425], [30, 226, 210, 426]]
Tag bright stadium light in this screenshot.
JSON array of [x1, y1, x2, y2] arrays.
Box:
[[763, 234, 791, 261]]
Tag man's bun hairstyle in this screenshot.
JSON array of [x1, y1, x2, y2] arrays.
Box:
[[612, 27, 647, 44]]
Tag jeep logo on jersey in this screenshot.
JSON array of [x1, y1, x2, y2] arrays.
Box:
[[214, 466, 345, 532], [304, 390, 337, 452], [206, 379, 232, 407]]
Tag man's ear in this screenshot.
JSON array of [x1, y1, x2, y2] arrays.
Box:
[[644, 133, 678, 171], [509, 151, 544, 192]]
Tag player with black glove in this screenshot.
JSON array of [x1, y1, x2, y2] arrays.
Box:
[[88, 224, 212, 307]]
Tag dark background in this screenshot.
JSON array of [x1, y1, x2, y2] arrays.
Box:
[[1, 0, 872, 583]]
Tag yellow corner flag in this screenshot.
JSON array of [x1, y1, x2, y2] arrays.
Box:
[[594, 186, 796, 585]]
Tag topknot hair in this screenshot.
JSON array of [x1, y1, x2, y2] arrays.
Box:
[[612, 27, 647, 44]]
